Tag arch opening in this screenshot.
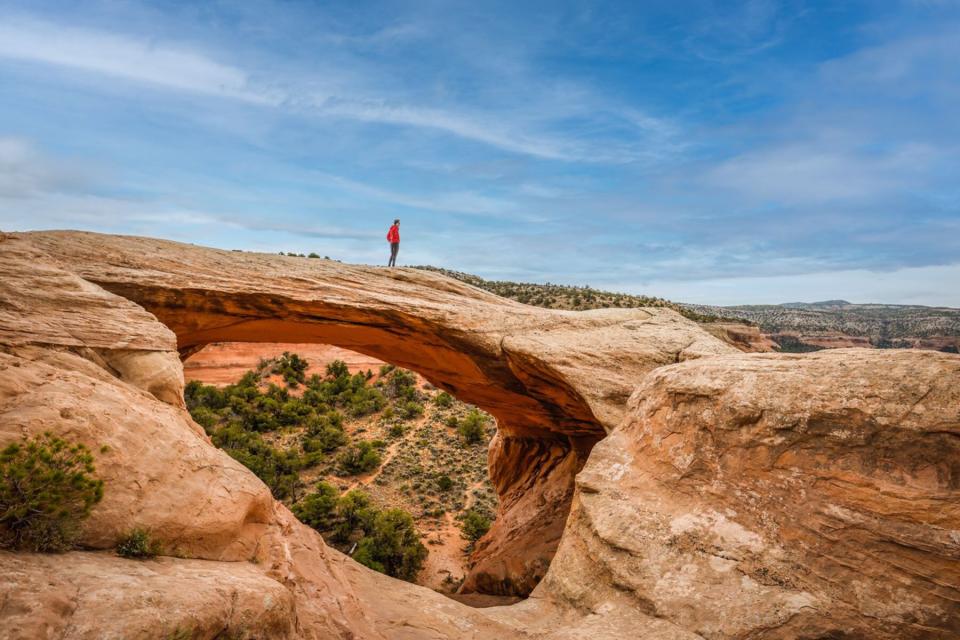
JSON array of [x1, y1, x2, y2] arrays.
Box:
[[126, 286, 608, 598], [24, 232, 729, 598]]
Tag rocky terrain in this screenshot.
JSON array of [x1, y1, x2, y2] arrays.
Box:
[[414, 266, 725, 323], [686, 300, 960, 352], [417, 268, 960, 354], [2, 230, 958, 639]]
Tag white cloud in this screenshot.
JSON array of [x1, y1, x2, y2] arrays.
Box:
[[0, 137, 95, 197], [0, 16, 572, 158], [704, 142, 939, 203], [315, 98, 572, 160], [311, 171, 521, 217], [0, 15, 682, 163], [0, 16, 277, 103]]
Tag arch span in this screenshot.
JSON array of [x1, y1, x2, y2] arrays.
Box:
[[27, 230, 736, 594]]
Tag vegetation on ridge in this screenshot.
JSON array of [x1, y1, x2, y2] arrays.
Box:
[[412, 266, 726, 323]]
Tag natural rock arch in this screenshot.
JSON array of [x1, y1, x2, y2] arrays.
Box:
[[4, 231, 959, 638], [23, 230, 735, 594]]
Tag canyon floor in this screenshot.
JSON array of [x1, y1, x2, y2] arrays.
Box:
[[182, 341, 500, 595]]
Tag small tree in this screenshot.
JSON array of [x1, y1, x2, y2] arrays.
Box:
[[460, 510, 491, 542], [0, 433, 104, 552], [293, 482, 340, 531], [433, 391, 454, 408], [458, 409, 487, 445], [398, 400, 424, 420], [273, 352, 309, 387], [326, 359, 350, 379], [383, 369, 417, 400], [333, 489, 377, 542], [337, 441, 382, 475], [353, 509, 427, 581], [303, 414, 347, 452]]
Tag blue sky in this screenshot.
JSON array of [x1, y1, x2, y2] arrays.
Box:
[[1, 0, 958, 305]]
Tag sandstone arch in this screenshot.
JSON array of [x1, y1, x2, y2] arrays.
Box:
[[3, 231, 959, 639], [19, 230, 735, 594]]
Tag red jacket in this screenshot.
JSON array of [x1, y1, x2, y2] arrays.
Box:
[[387, 224, 400, 243]]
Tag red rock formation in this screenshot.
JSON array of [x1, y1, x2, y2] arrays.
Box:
[[537, 349, 960, 638], [7, 230, 735, 597], [183, 342, 387, 386], [3, 231, 957, 639], [700, 322, 777, 352]]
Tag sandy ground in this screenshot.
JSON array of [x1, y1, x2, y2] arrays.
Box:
[[184, 342, 386, 386]]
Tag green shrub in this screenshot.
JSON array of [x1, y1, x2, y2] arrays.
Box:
[[457, 409, 487, 444], [212, 424, 303, 500], [436, 475, 453, 492], [185, 380, 227, 412], [116, 528, 161, 558], [353, 508, 426, 581], [337, 441, 382, 475], [333, 489, 377, 542], [293, 482, 339, 530], [460, 510, 491, 542], [433, 391, 454, 408], [273, 352, 309, 386], [189, 406, 219, 434], [304, 413, 347, 452], [0, 433, 104, 552], [398, 400, 424, 420], [382, 369, 417, 400], [326, 359, 350, 379], [347, 387, 386, 417]]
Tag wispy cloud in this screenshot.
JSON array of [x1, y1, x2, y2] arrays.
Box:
[[0, 14, 682, 164], [0, 137, 95, 197], [311, 171, 519, 217], [1, 2, 958, 305], [0, 17, 278, 104], [704, 142, 941, 203]]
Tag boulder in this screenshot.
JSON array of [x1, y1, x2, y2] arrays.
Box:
[[0, 551, 296, 640], [537, 349, 960, 639]]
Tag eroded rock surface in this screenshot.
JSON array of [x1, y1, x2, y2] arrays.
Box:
[[15, 230, 735, 594], [537, 349, 960, 639], [700, 321, 777, 352], [0, 551, 297, 640], [2, 230, 957, 639]]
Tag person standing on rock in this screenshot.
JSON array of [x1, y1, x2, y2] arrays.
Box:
[[387, 219, 400, 267]]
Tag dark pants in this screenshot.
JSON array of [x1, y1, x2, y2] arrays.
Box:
[[388, 242, 399, 266]]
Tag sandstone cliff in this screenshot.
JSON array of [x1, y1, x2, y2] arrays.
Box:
[[2, 230, 958, 639]]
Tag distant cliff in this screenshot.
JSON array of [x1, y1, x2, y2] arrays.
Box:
[[683, 301, 960, 352]]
